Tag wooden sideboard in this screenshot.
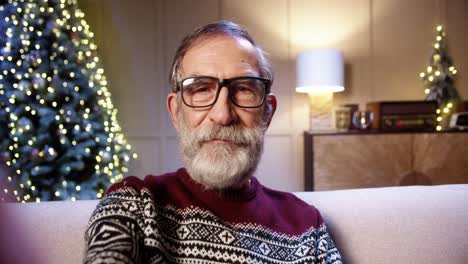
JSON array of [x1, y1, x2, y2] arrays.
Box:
[[304, 130, 468, 191]]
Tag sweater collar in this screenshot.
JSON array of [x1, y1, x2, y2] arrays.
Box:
[[177, 168, 258, 202]]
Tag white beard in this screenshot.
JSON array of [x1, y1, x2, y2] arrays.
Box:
[[178, 112, 267, 190]]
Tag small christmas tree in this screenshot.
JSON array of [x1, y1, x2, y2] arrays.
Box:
[[419, 25, 461, 131], [0, 0, 135, 202]]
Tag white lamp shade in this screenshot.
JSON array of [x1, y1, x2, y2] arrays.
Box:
[[296, 49, 345, 93]]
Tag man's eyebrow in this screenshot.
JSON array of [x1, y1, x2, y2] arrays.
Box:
[[183, 69, 260, 78]]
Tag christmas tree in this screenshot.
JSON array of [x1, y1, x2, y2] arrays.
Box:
[[0, 0, 135, 202], [419, 25, 461, 131]]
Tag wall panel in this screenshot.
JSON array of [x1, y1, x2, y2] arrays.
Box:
[[372, 0, 439, 102], [162, 137, 184, 173], [126, 138, 162, 178], [93, 0, 163, 137], [256, 136, 297, 190]]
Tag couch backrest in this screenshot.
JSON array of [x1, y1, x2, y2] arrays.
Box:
[[294, 184, 468, 264], [1, 184, 467, 264], [1, 199, 98, 264]]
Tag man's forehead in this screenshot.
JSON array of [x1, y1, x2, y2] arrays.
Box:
[[192, 34, 254, 49], [181, 35, 260, 77]]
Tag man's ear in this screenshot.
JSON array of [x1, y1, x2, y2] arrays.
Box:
[[167, 92, 180, 132], [264, 93, 277, 127]]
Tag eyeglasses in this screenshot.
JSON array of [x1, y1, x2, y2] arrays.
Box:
[[177, 76, 271, 108]]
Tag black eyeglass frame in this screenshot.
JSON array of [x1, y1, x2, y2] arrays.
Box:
[[177, 76, 272, 108]]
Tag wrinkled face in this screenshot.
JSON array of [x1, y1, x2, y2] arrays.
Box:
[[167, 35, 276, 190]]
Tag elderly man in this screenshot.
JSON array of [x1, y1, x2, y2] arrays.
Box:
[[85, 21, 342, 263]]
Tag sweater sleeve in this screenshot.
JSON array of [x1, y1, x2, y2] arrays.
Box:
[[84, 177, 154, 264], [314, 213, 343, 264]]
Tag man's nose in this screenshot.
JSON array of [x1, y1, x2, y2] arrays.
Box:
[[208, 87, 235, 125]]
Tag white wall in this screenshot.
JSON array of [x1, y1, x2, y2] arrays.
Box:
[[80, 0, 468, 192]]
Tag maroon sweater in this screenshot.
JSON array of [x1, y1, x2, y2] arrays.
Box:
[[85, 168, 342, 263]]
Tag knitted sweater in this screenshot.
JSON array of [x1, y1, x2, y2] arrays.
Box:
[[84, 168, 342, 263]]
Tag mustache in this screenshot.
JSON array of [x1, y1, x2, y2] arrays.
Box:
[[189, 124, 259, 147]]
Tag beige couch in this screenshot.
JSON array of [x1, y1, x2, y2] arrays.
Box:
[[1, 184, 467, 263]]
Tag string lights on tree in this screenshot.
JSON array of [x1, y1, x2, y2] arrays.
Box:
[[419, 25, 461, 131], [0, 0, 136, 202]]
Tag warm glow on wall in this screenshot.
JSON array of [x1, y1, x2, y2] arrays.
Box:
[[289, 1, 371, 53]]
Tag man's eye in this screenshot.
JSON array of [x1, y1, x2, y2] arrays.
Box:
[[234, 81, 258, 93], [237, 86, 255, 93], [187, 84, 212, 94], [192, 86, 210, 93]]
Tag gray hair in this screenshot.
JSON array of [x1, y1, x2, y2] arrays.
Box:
[[169, 20, 274, 92]]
